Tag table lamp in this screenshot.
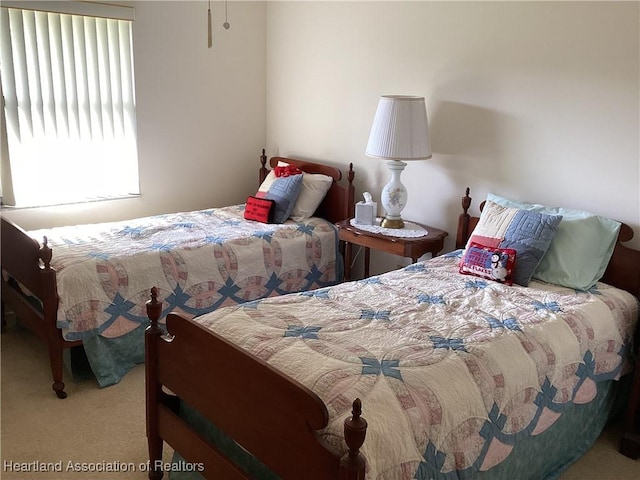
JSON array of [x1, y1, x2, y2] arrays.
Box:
[[365, 95, 432, 228]]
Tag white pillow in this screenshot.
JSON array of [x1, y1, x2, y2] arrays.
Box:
[[256, 161, 333, 221], [289, 173, 333, 221]]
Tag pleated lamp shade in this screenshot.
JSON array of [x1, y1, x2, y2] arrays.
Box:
[[365, 95, 432, 160]]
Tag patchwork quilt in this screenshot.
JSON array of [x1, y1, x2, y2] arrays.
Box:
[[194, 252, 638, 479], [28, 205, 340, 341]]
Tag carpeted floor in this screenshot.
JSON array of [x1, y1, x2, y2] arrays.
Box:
[[1, 318, 639, 480]]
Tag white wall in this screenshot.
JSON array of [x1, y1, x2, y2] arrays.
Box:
[[266, 1, 640, 274], [4, 1, 638, 276], [2, 1, 267, 230]]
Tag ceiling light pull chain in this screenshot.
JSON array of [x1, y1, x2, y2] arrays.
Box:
[[223, 0, 230, 30], [207, 0, 212, 48]]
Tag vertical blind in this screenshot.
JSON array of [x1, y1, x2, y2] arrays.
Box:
[[0, 3, 139, 207]]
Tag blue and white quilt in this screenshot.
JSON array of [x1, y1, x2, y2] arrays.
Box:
[[193, 252, 638, 479], [28, 205, 341, 342]]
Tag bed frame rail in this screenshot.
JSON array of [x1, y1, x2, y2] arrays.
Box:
[[145, 288, 366, 480], [155, 404, 251, 479]]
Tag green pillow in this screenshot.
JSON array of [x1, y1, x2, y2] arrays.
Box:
[[487, 193, 621, 291]]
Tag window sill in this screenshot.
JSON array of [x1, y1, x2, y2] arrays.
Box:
[[1, 194, 141, 211]]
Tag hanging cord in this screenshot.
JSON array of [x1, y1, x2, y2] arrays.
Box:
[[223, 0, 230, 30], [207, 0, 212, 48], [351, 246, 363, 270]]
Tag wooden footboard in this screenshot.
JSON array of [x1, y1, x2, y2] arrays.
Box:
[[1, 216, 79, 398], [145, 288, 367, 479]]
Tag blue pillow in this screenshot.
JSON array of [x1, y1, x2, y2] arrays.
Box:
[[467, 200, 562, 286], [265, 174, 304, 224], [487, 193, 621, 290]]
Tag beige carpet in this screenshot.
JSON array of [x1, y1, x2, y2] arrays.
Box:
[[1, 317, 639, 480]]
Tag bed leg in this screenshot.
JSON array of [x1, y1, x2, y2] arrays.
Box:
[[148, 439, 164, 480], [52, 382, 66, 399], [146, 287, 165, 480], [48, 342, 67, 399], [339, 398, 367, 480], [39, 240, 68, 398]]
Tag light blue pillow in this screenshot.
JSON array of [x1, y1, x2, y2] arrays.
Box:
[[487, 193, 621, 290], [265, 174, 304, 224]]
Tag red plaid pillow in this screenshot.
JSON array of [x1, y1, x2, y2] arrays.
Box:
[[244, 196, 275, 223]]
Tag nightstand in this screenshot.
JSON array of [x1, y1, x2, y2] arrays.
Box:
[[336, 219, 448, 281]]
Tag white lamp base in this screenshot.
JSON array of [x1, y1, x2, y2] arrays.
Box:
[[380, 160, 407, 229]]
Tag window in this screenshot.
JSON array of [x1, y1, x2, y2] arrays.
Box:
[[0, 1, 139, 208]]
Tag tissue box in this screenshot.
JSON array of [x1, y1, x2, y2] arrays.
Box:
[[355, 201, 376, 225]]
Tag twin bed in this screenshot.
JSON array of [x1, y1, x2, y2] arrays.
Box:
[[144, 189, 639, 480], [0, 151, 355, 398]]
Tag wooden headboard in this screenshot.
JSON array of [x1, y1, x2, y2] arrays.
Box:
[[258, 150, 355, 224], [455, 188, 640, 299]]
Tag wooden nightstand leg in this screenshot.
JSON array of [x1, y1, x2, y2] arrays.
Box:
[[344, 242, 353, 282], [364, 247, 370, 278]]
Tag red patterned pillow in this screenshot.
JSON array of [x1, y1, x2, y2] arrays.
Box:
[[460, 242, 517, 285], [274, 164, 303, 178], [244, 196, 275, 223]]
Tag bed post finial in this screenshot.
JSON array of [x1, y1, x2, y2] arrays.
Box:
[[456, 187, 473, 250], [259, 149, 269, 185], [346, 163, 356, 218], [462, 187, 471, 214], [339, 398, 367, 480], [39, 236, 53, 270], [146, 287, 162, 329]]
